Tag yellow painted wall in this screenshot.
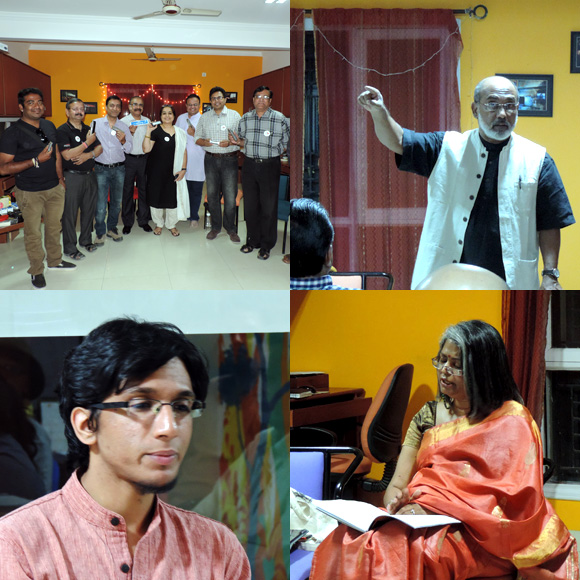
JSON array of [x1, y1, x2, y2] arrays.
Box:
[[290, 289, 580, 529], [28, 51, 262, 127], [291, 290, 502, 463], [292, 0, 580, 290]]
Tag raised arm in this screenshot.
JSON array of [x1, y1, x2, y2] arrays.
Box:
[[142, 124, 154, 154], [358, 85, 404, 155]]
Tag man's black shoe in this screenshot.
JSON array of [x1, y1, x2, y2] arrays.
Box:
[[31, 273, 46, 289], [122, 226, 132, 235], [141, 224, 153, 233]]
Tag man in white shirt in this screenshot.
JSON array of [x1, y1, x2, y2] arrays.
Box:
[[120, 96, 152, 234], [175, 94, 205, 228]]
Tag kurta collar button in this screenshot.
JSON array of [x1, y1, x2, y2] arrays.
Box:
[[481, 153, 486, 157], [111, 517, 120, 526], [463, 217, 468, 222], [121, 564, 130, 573], [469, 195, 475, 200], [476, 174, 482, 178], [452, 260, 458, 263], [458, 240, 463, 245]]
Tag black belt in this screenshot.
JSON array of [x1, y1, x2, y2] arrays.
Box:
[[247, 156, 280, 164], [126, 153, 147, 157], [206, 151, 238, 158], [95, 161, 125, 168], [65, 169, 92, 175]]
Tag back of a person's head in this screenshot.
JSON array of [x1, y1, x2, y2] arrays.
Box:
[[58, 317, 209, 472], [290, 198, 334, 278]]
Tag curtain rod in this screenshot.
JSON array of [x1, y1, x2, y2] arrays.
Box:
[[303, 5, 488, 20]]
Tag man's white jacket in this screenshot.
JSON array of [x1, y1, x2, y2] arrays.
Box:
[[411, 129, 546, 290]]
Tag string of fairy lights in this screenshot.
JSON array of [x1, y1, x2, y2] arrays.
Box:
[[98, 83, 202, 116]]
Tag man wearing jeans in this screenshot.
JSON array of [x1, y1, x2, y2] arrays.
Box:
[[195, 87, 241, 243], [93, 95, 133, 244], [0, 87, 75, 289]]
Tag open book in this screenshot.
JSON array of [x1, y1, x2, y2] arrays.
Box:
[[307, 495, 460, 534]]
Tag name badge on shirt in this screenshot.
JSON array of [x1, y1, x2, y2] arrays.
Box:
[[264, 130, 271, 137], [75, 136, 81, 142], [220, 125, 226, 131]]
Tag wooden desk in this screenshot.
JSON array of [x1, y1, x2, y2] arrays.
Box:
[[291, 388, 372, 447]]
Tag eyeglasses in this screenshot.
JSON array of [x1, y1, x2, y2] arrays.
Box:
[[431, 357, 464, 376], [254, 95, 271, 100], [210, 96, 224, 102], [90, 398, 205, 420], [480, 102, 519, 114], [24, 100, 44, 107], [35, 128, 49, 143]]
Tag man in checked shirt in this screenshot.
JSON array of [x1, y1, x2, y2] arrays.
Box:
[[230, 86, 290, 260]]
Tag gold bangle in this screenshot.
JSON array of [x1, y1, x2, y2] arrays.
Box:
[[144, 135, 151, 140]]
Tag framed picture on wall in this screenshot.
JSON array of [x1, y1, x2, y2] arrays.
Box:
[[60, 89, 77, 102], [226, 91, 238, 103], [83, 102, 98, 115], [571, 32, 580, 73], [202, 102, 212, 113], [495, 73, 553, 117]]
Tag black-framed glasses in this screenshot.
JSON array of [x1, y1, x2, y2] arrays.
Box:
[[35, 128, 49, 143], [90, 398, 205, 420], [431, 357, 464, 376], [480, 102, 519, 114]]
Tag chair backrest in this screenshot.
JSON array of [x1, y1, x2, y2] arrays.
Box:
[[361, 364, 414, 464], [331, 272, 394, 290], [277, 174, 290, 221]]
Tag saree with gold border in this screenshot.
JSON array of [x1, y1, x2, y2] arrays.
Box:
[[310, 401, 578, 580]]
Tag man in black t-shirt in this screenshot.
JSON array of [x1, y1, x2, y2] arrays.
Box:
[[0, 87, 75, 289], [57, 99, 103, 261]]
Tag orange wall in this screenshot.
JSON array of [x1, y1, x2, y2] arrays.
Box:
[[291, 290, 503, 475], [29, 51, 262, 127]]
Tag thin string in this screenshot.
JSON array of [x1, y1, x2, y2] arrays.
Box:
[[315, 25, 461, 78]]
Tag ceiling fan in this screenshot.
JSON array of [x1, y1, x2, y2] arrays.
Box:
[[131, 47, 181, 62], [133, 0, 221, 20]]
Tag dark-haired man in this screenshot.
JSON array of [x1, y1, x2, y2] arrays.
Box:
[[289, 198, 354, 290], [120, 96, 152, 235], [57, 98, 103, 260], [0, 87, 75, 289], [195, 86, 241, 242], [176, 93, 205, 227], [231, 86, 289, 261], [0, 318, 251, 579], [93, 95, 133, 244]]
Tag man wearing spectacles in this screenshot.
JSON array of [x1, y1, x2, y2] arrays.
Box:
[[358, 75, 574, 291], [0, 318, 250, 580], [56, 98, 103, 262], [0, 87, 76, 289], [195, 86, 242, 243], [230, 86, 290, 261], [119, 96, 153, 235]]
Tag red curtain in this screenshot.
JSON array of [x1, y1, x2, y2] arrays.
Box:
[[106, 83, 201, 121], [290, 9, 305, 200], [313, 9, 462, 289], [502, 290, 551, 426]]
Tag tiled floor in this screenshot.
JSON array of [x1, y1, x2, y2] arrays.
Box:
[[0, 218, 289, 290]]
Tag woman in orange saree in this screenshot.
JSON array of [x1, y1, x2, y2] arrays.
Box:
[[310, 321, 578, 580]]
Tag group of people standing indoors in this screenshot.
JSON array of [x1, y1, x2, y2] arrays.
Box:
[[0, 84, 289, 289]]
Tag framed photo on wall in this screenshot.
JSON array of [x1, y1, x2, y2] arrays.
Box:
[[226, 91, 238, 103], [571, 32, 580, 73], [83, 102, 98, 115], [60, 89, 77, 102], [496, 73, 553, 117], [202, 102, 212, 113]]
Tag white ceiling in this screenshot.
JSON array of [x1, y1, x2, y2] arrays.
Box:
[[0, 0, 290, 52]]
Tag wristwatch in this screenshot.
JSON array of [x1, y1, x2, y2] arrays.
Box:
[[541, 268, 560, 280]]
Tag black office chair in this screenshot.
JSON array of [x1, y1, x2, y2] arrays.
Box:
[[330, 272, 394, 290]]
